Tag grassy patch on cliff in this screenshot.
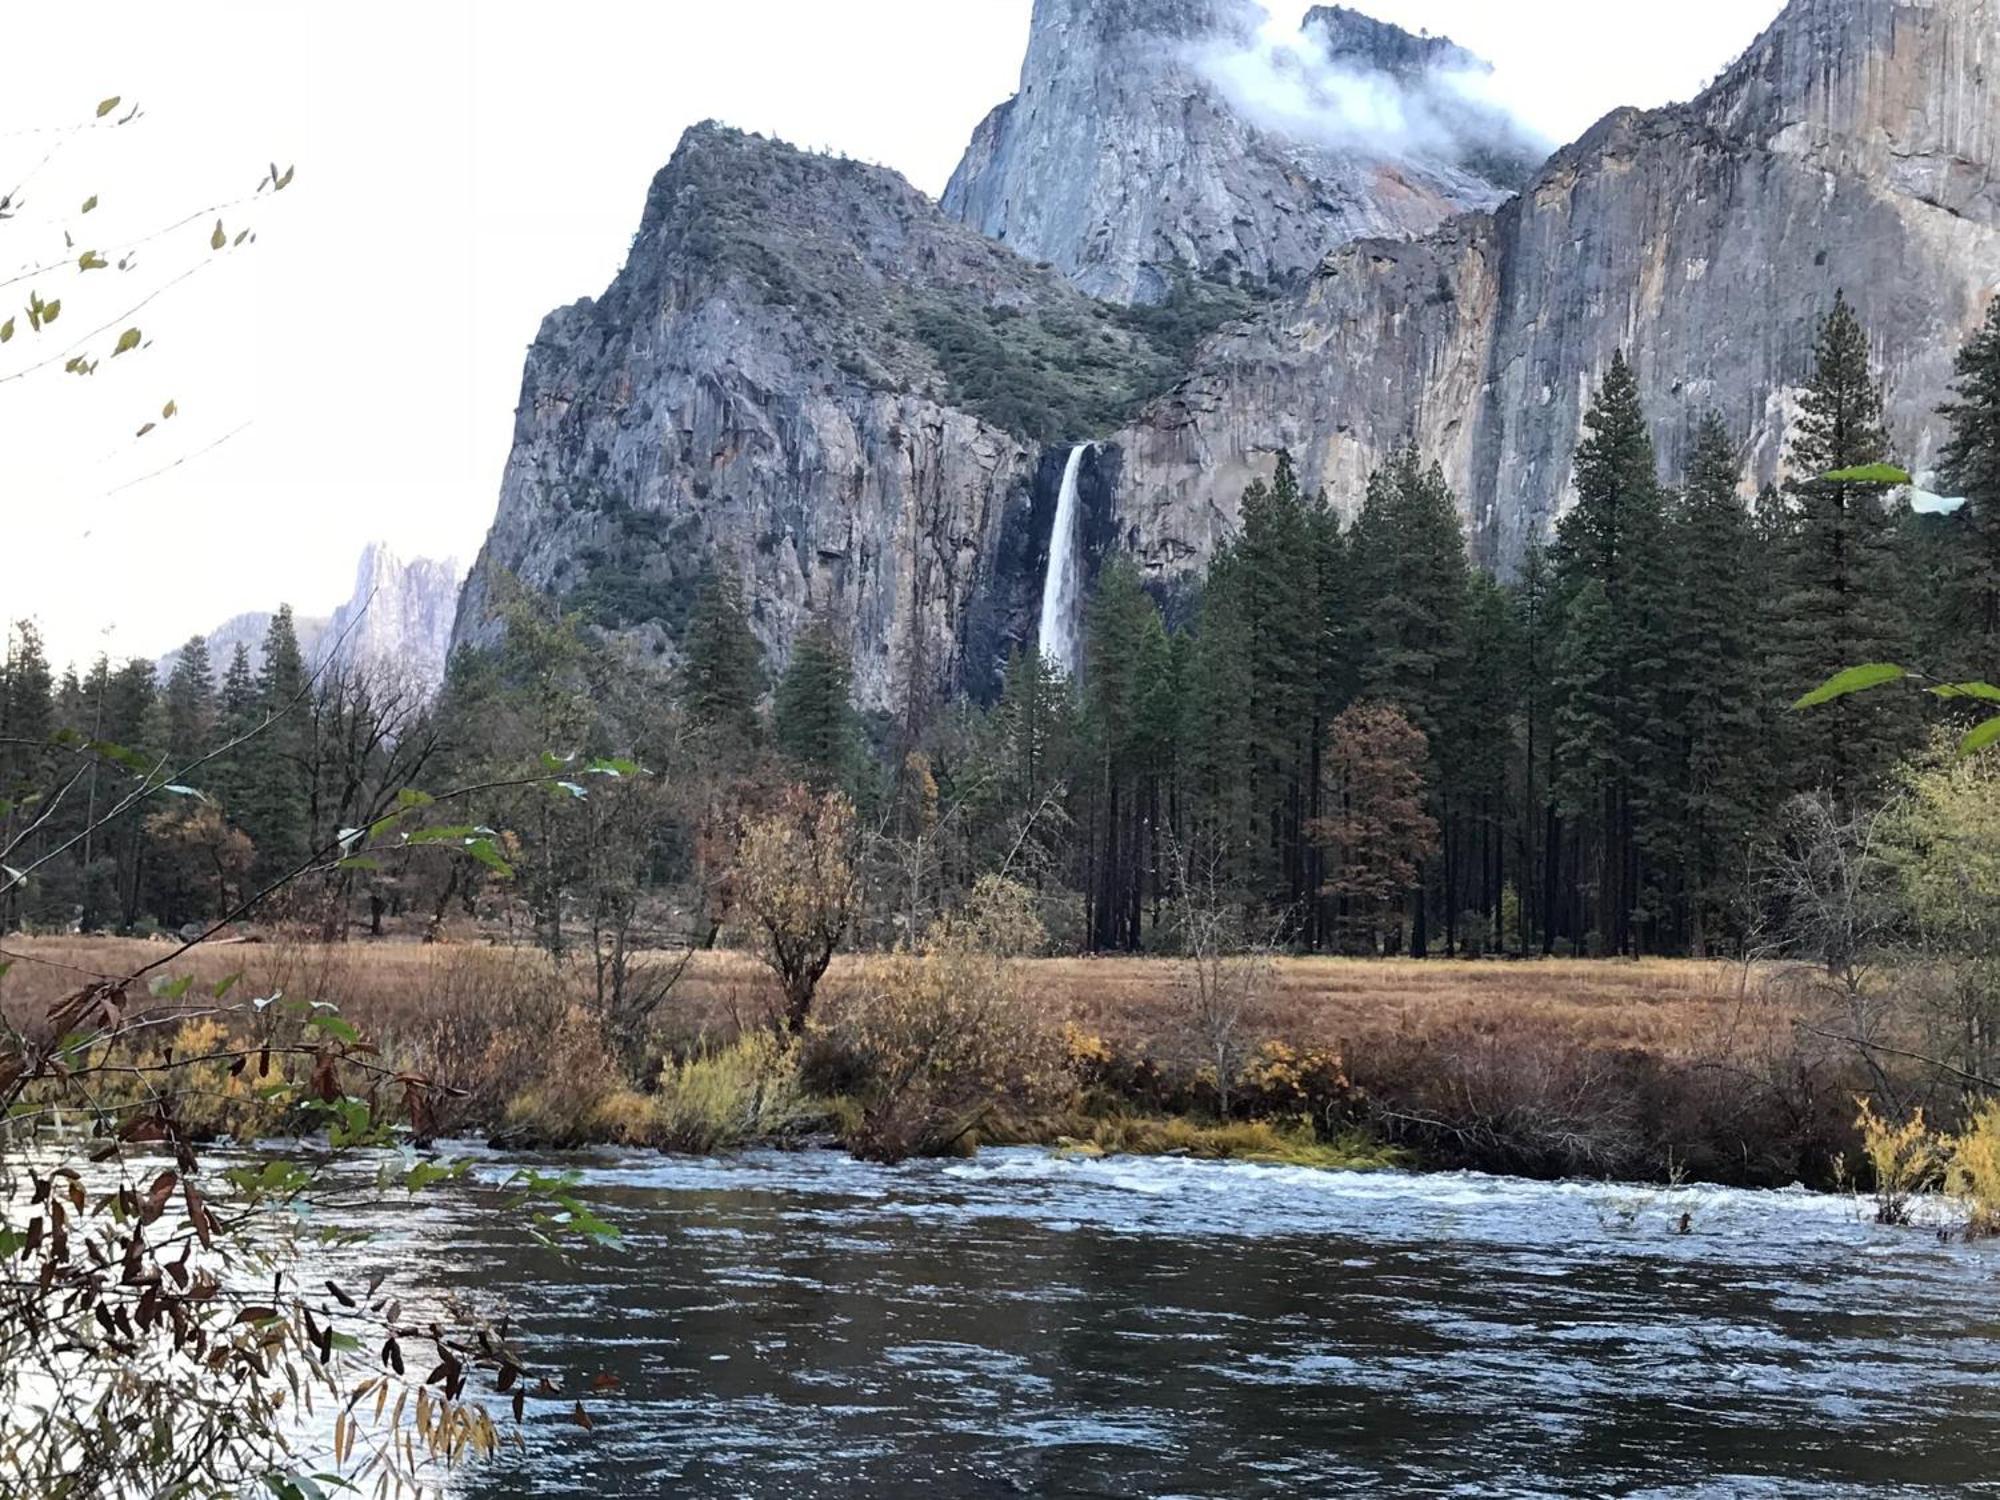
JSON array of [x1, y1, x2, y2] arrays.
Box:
[[898, 271, 1268, 447]]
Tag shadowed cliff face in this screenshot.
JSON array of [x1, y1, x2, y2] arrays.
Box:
[[940, 0, 1534, 306], [451, 126, 1176, 715], [1114, 0, 2000, 577]]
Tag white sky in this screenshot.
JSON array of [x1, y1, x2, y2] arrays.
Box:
[[2, 0, 1785, 672]]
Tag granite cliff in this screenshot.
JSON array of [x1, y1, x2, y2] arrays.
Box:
[[159, 544, 461, 700], [452, 125, 1147, 716], [1113, 0, 2000, 574], [452, 0, 2000, 715], [940, 0, 1539, 305]]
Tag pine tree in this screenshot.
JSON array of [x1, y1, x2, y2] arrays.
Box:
[[220, 643, 256, 716], [1081, 559, 1171, 950], [1511, 545, 1562, 955], [1230, 453, 1325, 924], [1348, 446, 1469, 741], [1668, 414, 1769, 953], [1348, 445, 1471, 953], [245, 607, 312, 879], [1180, 549, 1258, 907], [163, 635, 216, 766], [1772, 292, 1917, 803], [0, 623, 56, 929], [1939, 295, 2000, 673], [1551, 352, 1672, 955], [773, 617, 860, 792], [678, 566, 765, 755]]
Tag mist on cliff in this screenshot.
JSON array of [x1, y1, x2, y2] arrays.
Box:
[[1186, 4, 1551, 171]]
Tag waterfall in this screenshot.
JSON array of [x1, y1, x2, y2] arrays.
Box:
[[1037, 443, 1092, 677]]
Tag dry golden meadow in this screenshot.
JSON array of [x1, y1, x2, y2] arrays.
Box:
[[1, 934, 1791, 1075]]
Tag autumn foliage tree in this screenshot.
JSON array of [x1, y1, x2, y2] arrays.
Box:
[[736, 782, 860, 1034], [1317, 702, 1438, 953]]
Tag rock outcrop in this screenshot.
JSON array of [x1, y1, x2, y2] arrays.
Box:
[[1112, 0, 2000, 574], [940, 0, 1538, 306], [452, 125, 1163, 714], [158, 544, 461, 700]]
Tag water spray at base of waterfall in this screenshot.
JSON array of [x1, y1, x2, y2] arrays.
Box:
[[1038, 443, 1092, 678]]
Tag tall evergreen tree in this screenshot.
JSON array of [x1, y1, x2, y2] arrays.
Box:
[[1771, 292, 1917, 803], [1668, 414, 1769, 953], [773, 617, 860, 792], [246, 607, 312, 880], [1081, 559, 1174, 950], [1348, 444, 1470, 953], [163, 635, 216, 766], [0, 623, 57, 929], [1939, 295, 2000, 674], [1551, 351, 1673, 955], [678, 566, 765, 755], [1511, 545, 1562, 955]]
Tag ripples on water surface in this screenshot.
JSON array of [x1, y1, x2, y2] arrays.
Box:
[[329, 1148, 2000, 1497]]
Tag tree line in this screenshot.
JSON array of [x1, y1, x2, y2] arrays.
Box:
[[6, 290, 2000, 959]]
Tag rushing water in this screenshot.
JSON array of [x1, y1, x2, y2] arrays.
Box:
[[1037, 444, 1092, 677], [305, 1147, 2000, 1498]]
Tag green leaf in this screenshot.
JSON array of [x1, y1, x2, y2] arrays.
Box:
[[335, 854, 382, 872], [394, 787, 436, 810], [306, 1013, 361, 1046], [161, 398, 177, 420], [1961, 716, 2000, 759], [1818, 463, 1912, 487], [275, 165, 295, 191], [463, 838, 515, 877], [149, 974, 193, 1001], [112, 326, 140, 356], [212, 972, 241, 1000], [0, 317, 11, 343], [95, 96, 120, 118], [77, 250, 106, 271], [585, 757, 643, 778], [403, 824, 478, 847], [1793, 663, 1907, 711], [210, 219, 225, 251], [1931, 682, 2000, 704], [80, 194, 97, 213]]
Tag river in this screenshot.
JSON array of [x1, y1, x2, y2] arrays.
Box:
[[321, 1147, 2000, 1497]]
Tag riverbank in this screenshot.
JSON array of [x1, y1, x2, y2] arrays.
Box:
[[0, 937, 1873, 1186]]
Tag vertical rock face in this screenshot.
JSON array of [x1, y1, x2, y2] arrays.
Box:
[[451, 125, 1179, 715], [940, 0, 1537, 306], [156, 544, 461, 699], [321, 544, 463, 696], [1113, 0, 2000, 576]]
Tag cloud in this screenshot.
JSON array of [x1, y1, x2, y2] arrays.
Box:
[[1184, 4, 1551, 173]]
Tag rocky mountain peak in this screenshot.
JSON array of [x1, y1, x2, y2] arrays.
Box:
[[157, 544, 462, 701], [941, 0, 1535, 305], [1304, 6, 1486, 79]]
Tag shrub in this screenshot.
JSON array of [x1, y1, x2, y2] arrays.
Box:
[[842, 878, 1067, 1162], [654, 1032, 822, 1155], [1947, 1101, 2000, 1236], [500, 1007, 654, 1147], [1855, 1098, 1951, 1225]]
